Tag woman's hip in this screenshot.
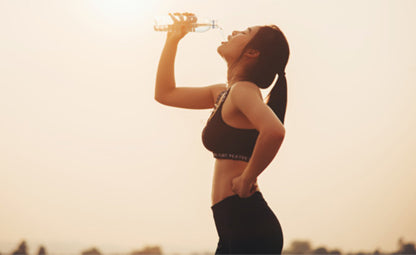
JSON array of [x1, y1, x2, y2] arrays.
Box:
[[211, 191, 283, 251]]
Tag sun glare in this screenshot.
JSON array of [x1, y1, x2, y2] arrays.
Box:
[[89, 0, 157, 23]]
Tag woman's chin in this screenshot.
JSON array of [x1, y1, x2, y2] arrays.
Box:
[[217, 43, 228, 54], [217, 46, 223, 55]]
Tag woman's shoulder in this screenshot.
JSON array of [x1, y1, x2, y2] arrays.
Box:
[[229, 81, 263, 101]]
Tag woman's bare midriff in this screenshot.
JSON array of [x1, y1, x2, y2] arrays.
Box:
[[212, 158, 260, 206]]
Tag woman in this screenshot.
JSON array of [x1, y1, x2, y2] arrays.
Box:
[[155, 12, 289, 254]]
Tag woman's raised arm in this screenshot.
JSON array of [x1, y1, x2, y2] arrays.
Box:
[[154, 12, 226, 109]]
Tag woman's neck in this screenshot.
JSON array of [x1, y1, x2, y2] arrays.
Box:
[[227, 66, 246, 87], [226, 57, 257, 86]]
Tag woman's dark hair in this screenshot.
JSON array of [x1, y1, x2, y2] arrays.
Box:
[[234, 25, 290, 125]]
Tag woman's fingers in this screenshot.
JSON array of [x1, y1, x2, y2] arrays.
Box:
[[174, 12, 184, 22], [186, 13, 197, 23], [188, 15, 197, 23], [170, 12, 197, 23], [170, 12, 185, 22], [166, 13, 195, 42], [168, 13, 178, 23]]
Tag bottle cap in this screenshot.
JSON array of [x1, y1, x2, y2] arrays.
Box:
[[211, 19, 218, 29]]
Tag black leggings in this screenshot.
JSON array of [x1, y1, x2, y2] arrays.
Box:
[[211, 191, 283, 254]]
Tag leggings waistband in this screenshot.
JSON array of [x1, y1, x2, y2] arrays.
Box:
[[211, 191, 264, 210]]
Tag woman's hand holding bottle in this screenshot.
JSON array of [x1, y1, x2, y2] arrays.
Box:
[[166, 12, 197, 43]]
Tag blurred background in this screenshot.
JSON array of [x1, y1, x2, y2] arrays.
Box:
[[0, 0, 415, 254]]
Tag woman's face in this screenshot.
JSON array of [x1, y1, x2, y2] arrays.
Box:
[[217, 26, 261, 65]]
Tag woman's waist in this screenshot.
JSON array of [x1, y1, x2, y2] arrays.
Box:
[[212, 159, 247, 185], [212, 158, 259, 206], [214, 158, 248, 172]]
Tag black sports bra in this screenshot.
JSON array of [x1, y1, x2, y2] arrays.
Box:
[[201, 87, 259, 162]]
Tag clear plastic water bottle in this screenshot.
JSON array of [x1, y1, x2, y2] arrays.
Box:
[[154, 14, 220, 33]]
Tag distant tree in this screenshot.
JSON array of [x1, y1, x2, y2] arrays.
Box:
[[329, 249, 342, 255], [12, 240, 28, 255], [313, 247, 328, 254], [81, 247, 102, 255], [395, 238, 416, 255], [400, 243, 416, 254], [356, 252, 369, 255], [131, 245, 163, 255], [288, 240, 311, 254], [399, 238, 405, 249], [38, 245, 46, 255]]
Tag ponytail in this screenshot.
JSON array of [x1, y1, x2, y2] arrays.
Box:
[[235, 25, 289, 125], [266, 72, 287, 124]]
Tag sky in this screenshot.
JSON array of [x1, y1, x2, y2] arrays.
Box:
[[1, 0, 416, 254]]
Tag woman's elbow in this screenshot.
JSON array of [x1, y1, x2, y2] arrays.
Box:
[[154, 94, 168, 105], [154, 94, 163, 104], [262, 126, 285, 141]]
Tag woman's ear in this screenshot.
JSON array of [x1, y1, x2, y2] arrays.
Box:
[[244, 48, 260, 59]]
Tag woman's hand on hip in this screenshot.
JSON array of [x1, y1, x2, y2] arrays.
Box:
[[166, 12, 196, 43], [231, 175, 258, 198]]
